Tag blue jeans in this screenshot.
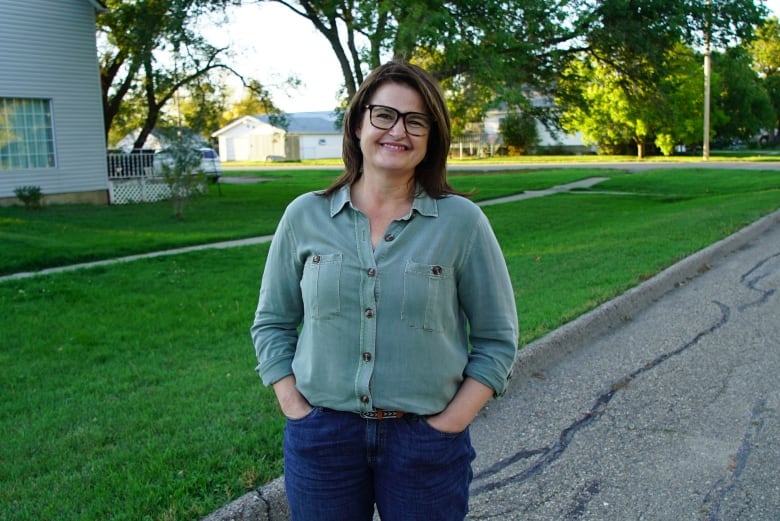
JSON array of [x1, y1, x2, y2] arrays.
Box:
[[283, 408, 476, 521]]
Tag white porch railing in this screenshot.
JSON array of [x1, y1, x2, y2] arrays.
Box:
[[106, 150, 171, 204]]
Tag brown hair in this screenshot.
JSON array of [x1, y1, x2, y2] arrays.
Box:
[[322, 60, 459, 198]]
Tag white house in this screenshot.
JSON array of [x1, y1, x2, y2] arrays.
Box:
[[0, 0, 109, 206], [483, 108, 588, 153], [213, 111, 342, 162]]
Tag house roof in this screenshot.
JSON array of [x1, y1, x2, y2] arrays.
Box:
[[211, 115, 281, 137], [255, 111, 341, 134], [87, 0, 108, 12]]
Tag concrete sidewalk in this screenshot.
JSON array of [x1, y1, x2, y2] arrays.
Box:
[[0, 178, 605, 283], [202, 211, 780, 518]]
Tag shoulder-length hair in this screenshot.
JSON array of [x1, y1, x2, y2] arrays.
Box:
[[322, 60, 459, 198]]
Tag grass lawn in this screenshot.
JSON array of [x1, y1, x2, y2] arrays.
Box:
[[1, 166, 779, 520]]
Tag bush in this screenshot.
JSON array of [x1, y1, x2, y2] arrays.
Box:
[[13, 186, 44, 209]]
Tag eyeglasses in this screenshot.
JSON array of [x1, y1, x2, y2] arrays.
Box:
[[364, 104, 433, 136]]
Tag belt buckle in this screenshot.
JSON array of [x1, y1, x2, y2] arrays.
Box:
[[360, 408, 404, 420]]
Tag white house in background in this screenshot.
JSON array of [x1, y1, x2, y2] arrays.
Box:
[[0, 0, 109, 206], [115, 127, 210, 152], [213, 111, 342, 162], [483, 108, 589, 153]]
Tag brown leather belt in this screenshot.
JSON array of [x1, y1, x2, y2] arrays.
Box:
[[359, 408, 405, 420]]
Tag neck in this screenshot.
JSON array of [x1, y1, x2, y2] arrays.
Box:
[[352, 175, 414, 209]]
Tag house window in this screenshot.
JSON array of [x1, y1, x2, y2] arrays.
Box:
[[0, 98, 56, 169]]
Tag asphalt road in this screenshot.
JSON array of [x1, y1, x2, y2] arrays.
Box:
[[467, 210, 780, 520]]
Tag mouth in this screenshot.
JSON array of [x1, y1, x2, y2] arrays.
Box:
[[380, 142, 409, 151]]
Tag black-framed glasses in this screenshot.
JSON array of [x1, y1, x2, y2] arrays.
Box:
[[364, 104, 433, 136]]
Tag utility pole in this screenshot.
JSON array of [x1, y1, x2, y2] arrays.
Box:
[[703, 0, 711, 160]]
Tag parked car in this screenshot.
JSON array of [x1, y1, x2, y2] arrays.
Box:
[[153, 147, 222, 182]]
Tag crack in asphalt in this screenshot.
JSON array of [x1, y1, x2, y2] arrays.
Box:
[[738, 251, 780, 311], [470, 248, 780, 514], [700, 399, 768, 521], [471, 301, 731, 497]]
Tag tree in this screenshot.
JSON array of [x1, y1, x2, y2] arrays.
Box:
[[750, 16, 780, 139], [499, 111, 539, 155], [98, 0, 273, 148], [559, 44, 723, 158], [712, 46, 774, 144], [267, 0, 765, 137]]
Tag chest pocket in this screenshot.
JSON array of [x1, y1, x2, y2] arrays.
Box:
[[301, 253, 342, 319], [402, 260, 456, 332]]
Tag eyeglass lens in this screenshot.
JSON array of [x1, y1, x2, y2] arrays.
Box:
[[368, 105, 431, 136]]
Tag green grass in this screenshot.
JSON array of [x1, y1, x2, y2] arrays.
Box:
[[2, 167, 780, 520], [0, 168, 602, 276]]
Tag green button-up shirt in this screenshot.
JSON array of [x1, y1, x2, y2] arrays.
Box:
[[251, 185, 518, 415]]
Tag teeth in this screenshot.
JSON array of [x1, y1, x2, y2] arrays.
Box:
[[382, 143, 406, 150]]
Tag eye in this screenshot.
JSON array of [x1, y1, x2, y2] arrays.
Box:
[[373, 107, 396, 122], [406, 115, 430, 129]]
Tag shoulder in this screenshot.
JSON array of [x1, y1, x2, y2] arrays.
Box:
[[283, 190, 329, 216], [435, 193, 485, 220]]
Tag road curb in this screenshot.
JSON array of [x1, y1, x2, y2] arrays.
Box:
[[202, 207, 780, 521]]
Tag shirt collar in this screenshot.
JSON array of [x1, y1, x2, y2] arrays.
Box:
[[329, 183, 439, 218]]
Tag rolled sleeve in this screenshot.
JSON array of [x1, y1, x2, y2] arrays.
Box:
[[459, 212, 519, 397], [250, 210, 304, 387]]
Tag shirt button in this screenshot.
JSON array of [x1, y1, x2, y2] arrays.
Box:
[[364, 308, 374, 318], [361, 395, 370, 404], [432, 265, 442, 275], [362, 352, 372, 362], [367, 268, 376, 277], [312, 255, 321, 264], [384, 233, 395, 242]]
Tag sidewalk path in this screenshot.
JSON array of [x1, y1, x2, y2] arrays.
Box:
[[0, 178, 605, 283]]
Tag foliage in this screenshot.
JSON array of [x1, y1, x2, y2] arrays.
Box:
[[12, 186, 43, 209], [176, 73, 232, 144], [269, 0, 765, 134], [712, 46, 775, 143], [750, 16, 780, 138], [558, 42, 734, 157], [499, 111, 539, 155], [157, 145, 209, 218], [98, 0, 279, 148]]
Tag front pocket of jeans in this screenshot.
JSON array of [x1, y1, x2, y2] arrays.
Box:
[[300, 253, 342, 319], [402, 260, 455, 332]]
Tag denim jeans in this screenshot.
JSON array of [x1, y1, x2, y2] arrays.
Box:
[[283, 407, 476, 521]]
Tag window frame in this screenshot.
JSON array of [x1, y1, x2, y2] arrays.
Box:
[[0, 97, 57, 170]]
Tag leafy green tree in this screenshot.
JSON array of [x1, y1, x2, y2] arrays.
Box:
[[499, 111, 539, 155], [269, 0, 765, 136], [98, 0, 270, 148], [712, 46, 774, 144], [559, 44, 724, 157], [750, 16, 780, 139]]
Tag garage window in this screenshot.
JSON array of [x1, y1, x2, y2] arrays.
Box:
[[0, 98, 56, 169]]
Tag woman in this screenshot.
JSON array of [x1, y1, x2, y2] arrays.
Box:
[[251, 60, 518, 521]]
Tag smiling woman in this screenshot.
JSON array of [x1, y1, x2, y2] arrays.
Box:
[[250, 60, 519, 521]]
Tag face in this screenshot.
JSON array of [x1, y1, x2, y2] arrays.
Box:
[[355, 82, 429, 178]]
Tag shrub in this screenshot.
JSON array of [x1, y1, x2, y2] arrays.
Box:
[[13, 186, 44, 209]]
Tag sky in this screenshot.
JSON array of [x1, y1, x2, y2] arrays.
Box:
[[203, 1, 780, 114]]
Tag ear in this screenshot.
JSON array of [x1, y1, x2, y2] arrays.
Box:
[[355, 122, 362, 140]]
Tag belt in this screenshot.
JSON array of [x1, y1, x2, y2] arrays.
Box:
[[359, 408, 405, 420]]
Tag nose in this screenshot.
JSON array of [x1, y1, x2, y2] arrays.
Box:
[[388, 116, 407, 136]]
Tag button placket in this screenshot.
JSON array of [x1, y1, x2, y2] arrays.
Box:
[[353, 209, 377, 411]]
